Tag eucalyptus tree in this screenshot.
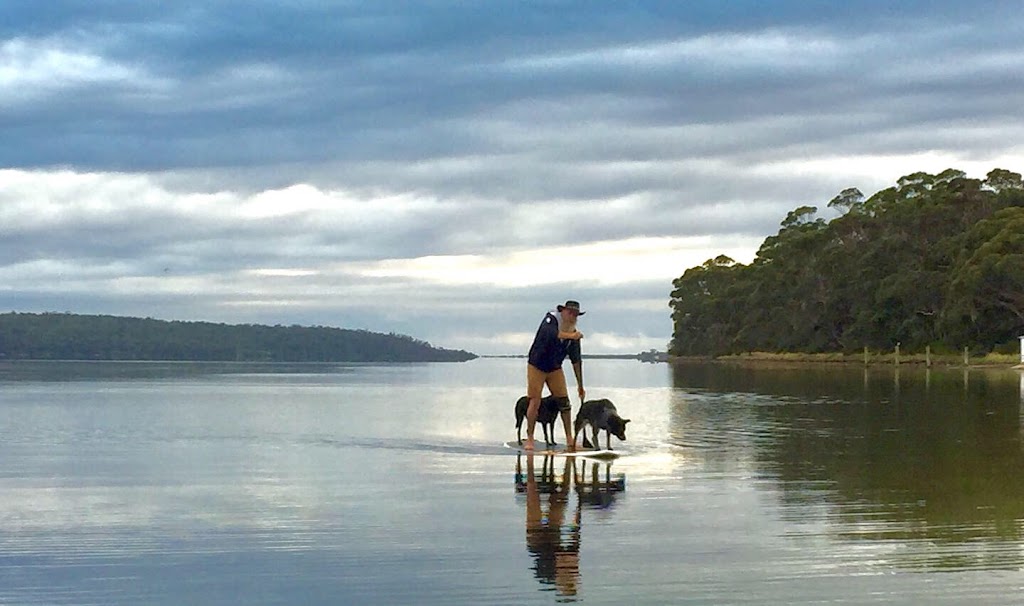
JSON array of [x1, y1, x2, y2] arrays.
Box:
[[943, 206, 1024, 349], [670, 167, 1024, 356]]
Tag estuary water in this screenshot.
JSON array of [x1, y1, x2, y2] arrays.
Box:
[[1, 358, 1023, 604]]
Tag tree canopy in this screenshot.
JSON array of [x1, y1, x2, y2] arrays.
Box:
[[0, 312, 477, 362], [670, 168, 1024, 356]]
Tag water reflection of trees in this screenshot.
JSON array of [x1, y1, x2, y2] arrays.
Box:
[[671, 362, 1024, 571], [514, 454, 626, 600]]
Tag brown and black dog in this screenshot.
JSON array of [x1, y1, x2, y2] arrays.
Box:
[[515, 395, 563, 446]]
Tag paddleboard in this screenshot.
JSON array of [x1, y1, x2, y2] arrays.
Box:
[[503, 440, 621, 459]]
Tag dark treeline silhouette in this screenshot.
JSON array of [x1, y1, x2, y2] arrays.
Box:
[[670, 168, 1024, 356], [0, 312, 477, 362]]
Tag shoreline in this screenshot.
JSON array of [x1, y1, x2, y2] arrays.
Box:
[[670, 352, 1023, 370]]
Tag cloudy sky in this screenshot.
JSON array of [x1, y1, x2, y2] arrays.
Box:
[[2, 1, 1023, 355]]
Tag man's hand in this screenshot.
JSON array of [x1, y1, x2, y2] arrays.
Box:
[[578, 386, 586, 401]]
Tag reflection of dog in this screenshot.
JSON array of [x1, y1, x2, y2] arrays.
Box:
[[573, 398, 630, 450], [576, 460, 626, 510], [515, 395, 563, 445]]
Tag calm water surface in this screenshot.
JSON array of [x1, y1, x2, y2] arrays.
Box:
[[1, 358, 1023, 604]]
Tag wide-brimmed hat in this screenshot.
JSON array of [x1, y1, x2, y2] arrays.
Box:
[[557, 300, 585, 315]]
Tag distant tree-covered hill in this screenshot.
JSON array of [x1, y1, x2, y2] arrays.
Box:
[[670, 168, 1024, 356], [0, 312, 477, 362]]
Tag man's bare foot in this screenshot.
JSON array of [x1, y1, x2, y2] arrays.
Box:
[[566, 440, 576, 452], [523, 438, 535, 451]]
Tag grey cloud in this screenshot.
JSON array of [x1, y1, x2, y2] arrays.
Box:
[[6, 2, 1022, 175]]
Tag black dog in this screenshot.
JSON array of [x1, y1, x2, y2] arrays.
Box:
[[515, 395, 563, 446], [573, 398, 630, 450]]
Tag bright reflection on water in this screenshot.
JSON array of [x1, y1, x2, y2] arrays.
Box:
[[1, 359, 1023, 604]]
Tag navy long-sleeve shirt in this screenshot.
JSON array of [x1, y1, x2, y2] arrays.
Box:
[[527, 311, 582, 373]]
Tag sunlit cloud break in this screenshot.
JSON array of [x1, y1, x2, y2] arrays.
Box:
[[351, 237, 760, 287]]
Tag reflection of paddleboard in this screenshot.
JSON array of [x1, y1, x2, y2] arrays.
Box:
[[503, 440, 620, 459]]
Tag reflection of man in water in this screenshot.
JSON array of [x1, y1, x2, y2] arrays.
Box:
[[525, 455, 581, 599]]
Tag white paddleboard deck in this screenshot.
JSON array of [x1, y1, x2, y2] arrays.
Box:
[[503, 440, 620, 459]]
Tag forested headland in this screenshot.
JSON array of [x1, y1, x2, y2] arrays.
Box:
[[0, 312, 477, 362], [670, 168, 1024, 357]]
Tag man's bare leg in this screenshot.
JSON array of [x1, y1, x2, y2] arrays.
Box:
[[561, 409, 575, 451], [524, 396, 540, 450]]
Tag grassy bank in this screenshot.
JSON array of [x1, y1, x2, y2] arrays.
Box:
[[679, 351, 1022, 368]]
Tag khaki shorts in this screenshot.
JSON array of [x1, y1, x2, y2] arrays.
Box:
[[527, 364, 570, 411]]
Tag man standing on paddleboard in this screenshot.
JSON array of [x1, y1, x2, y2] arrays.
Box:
[[524, 300, 585, 451]]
